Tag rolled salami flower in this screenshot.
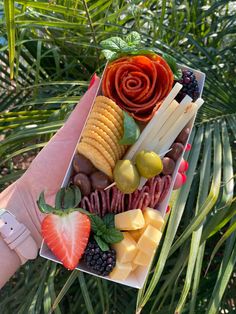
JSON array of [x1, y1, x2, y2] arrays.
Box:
[[102, 54, 174, 122]]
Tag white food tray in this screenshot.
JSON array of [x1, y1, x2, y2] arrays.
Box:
[[40, 63, 205, 289]]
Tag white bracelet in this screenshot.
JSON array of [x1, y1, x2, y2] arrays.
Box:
[[0, 209, 38, 264]]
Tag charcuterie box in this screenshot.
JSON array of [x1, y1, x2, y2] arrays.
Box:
[[40, 57, 205, 289]]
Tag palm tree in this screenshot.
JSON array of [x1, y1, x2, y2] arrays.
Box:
[[0, 1, 235, 313]]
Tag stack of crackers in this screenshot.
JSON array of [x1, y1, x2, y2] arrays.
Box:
[[77, 96, 127, 178]]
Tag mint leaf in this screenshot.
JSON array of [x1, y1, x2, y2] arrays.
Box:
[[119, 111, 140, 145], [125, 31, 141, 47], [90, 215, 107, 234], [37, 192, 55, 214], [102, 49, 117, 61], [102, 228, 124, 244], [100, 37, 128, 52], [103, 213, 115, 228], [162, 53, 182, 80], [94, 236, 109, 251]]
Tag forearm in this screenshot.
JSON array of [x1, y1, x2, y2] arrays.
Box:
[[0, 183, 41, 288]]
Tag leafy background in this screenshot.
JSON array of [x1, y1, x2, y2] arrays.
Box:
[[0, 0, 236, 313]]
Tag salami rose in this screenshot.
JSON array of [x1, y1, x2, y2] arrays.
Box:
[[102, 54, 174, 122]]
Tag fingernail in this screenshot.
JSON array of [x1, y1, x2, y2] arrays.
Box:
[[166, 205, 171, 213], [182, 173, 187, 184], [88, 73, 97, 89], [185, 143, 192, 151]]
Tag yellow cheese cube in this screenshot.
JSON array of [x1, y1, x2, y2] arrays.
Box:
[[109, 261, 132, 281], [115, 209, 145, 230], [134, 250, 155, 266], [143, 207, 164, 231], [137, 225, 162, 255], [113, 232, 138, 263], [129, 228, 143, 241]]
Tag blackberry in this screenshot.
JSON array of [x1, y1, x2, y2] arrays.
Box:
[[83, 240, 116, 276], [176, 70, 200, 102]]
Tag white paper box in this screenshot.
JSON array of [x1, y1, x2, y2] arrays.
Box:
[[40, 63, 205, 289]]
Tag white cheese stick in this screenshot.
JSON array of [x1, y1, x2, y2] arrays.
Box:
[[125, 83, 183, 160], [139, 100, 179, 153], [138, 98, 204, 189]]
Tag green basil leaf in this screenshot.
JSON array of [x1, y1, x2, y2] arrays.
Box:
[[162, 53, 182, 80], [101, 49, 117, 61], [119, 111, 140, 145], [103, 213, 115, 228], [37, 192, 55, 214], [94, 236, 109, 252], [100, 37, 128, 52], [90, 215, 107, 233], [125, 31, 141, 47], [102, 228, 124, 244]]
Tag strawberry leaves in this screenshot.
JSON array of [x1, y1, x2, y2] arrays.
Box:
[[37, 192, 56, 214], [90, 214, 123, 251], [38, 186, 82, 215], [55, 186, 81, 210]]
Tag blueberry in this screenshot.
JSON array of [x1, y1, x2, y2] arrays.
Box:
[[90, 260, 96, 266]]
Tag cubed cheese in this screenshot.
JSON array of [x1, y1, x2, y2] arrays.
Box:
[[143, 207, 164, 231], [113, 232, 138, 263], [109, 261, 132, 281], [134, 250, 155, 266], [115, 209, 145, 230], [137, 225, 162, 255], [129, 228, 143, 241]]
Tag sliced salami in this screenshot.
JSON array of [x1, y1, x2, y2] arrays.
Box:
[[100, 190, 107, 217], [153, 176, 164, 207], [159, 175, 172, 203], [81, 196, 92, 213]]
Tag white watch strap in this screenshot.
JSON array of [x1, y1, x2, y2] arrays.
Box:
[[0, 209, 38, 264]]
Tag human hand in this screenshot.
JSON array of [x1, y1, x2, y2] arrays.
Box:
[[0, 74, 100, 246]]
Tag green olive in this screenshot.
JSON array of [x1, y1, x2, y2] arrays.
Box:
[[113, 160, 140, 194], [135, 150, 163, 179]]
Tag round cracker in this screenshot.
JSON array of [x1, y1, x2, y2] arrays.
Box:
[[81, 137, 115, 168], [82, 125, 120, 160], [86, 118, 121, 146], [93, 102, 123, 125], [92, 106, 123, 132], [77, 142, 113, 178], [82, 130, 117, 162], [89, 112, 122, 139], [95, 96, 123, 119]]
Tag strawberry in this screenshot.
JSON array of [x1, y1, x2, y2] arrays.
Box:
[[42, 211, 90, 270], [37, 186, 91, 270]]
